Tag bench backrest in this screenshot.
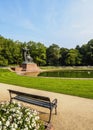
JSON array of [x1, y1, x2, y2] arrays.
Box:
[[8, 89, 50, 102]]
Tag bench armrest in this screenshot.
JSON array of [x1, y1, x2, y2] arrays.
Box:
[[51, 98, 57, 115], [52, 98, 57, 105]]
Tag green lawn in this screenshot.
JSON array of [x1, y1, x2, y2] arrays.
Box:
[[0, 69, 93, 99]]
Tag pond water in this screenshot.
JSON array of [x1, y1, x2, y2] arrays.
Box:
[[38, 70, 93, 78]]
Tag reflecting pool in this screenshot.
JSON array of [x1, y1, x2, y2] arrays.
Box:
[[38, 70, 93, 78]]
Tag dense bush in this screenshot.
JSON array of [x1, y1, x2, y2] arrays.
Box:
[[0, 101, 45, 130]]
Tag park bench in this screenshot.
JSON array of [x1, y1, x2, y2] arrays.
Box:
[[8, 89, 57, 123]]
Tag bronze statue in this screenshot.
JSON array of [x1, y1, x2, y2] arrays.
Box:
[[22, 47, 33, 63]]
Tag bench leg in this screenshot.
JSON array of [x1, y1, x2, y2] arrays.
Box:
[[48, 109, 52, 123], [49, 106, 57, 123], [9, 92, 12, 103], [55, 106, 57, 115]]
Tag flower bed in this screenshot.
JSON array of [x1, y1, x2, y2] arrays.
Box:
[[0, 101, 45, 130]]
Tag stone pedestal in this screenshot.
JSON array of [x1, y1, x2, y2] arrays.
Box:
[[21, 63, 40, 72]]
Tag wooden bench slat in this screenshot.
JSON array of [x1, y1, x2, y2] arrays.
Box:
[[8, 89, 50, 101], [14, 95, 55, 109]]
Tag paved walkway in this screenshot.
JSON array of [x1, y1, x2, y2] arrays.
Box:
[[0, 83, 93, 130]]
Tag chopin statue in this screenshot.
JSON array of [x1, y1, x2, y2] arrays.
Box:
[[21, 47, 40, 72], [22, 47, 33, 63]]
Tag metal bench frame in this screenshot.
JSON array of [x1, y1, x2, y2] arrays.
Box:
[[8, 89, 57, 123]]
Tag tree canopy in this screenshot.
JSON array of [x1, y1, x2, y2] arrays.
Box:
[[0, 35, 93, 66]]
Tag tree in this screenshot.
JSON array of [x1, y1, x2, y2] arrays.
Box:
[[60, 48, 69, 66], [13, 41, 23, 64], [46, 44, 60, 66], [27, 41, 46, 66], [80, 39, 93, 65], [65, 49, 82, 66], [0, 56, 8, 66], [0, 35, 23, 65], [87, 39, 93, 65]]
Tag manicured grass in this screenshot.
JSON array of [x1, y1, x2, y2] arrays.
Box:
[[0, 69, 93, 99]]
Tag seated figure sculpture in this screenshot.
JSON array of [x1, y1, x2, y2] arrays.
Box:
[[22, 47, 33, 63]]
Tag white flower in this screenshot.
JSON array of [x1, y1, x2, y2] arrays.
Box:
[[25, 117, 30, 122], [12, 100, 16, 104], [35, 116, 39, 120], [33, 110, 38, 116], [24, 127, 28, 130], [29, 125, 32, 129], [11, 123, 18, 129], [3, 126, 7, 129], [16, 109, 20, 114], [32, 118, 35, 123], [29, 114, 33, 118], [11, 128, 16, 130], [0, 121, 2, 125], [17, 116, 21, 120], [27, 112, 31, 115], [36, 124, 40, 129], [6, 101, 9, 105], [0, 126, 2, 129], [18, 102, 21, 107], [5, 120, 10, 126], [8, 116, 12, 120], [31, 122, 35, 127], [2, 117, 5, 122]]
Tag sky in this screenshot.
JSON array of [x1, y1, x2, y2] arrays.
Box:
[[0, 0, 93, 49]]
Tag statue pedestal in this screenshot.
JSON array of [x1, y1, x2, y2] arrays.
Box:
[[21, 63, 40, 72]]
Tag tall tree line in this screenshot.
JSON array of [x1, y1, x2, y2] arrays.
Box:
[[0, 35, 93, 66]]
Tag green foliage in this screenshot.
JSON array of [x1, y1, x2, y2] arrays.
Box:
[[0, 36, 23, 65], [0, 56, 8, 66], [46, 44, 60, 66], [65, 49, 82, 66], [78, 39, 93, 65], [60, 48, 69, 65], [1, 35, 93, 66], [27, 41, 46, 65]]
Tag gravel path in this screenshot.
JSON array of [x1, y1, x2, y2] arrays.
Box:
[[0, 83, 93, 130]]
